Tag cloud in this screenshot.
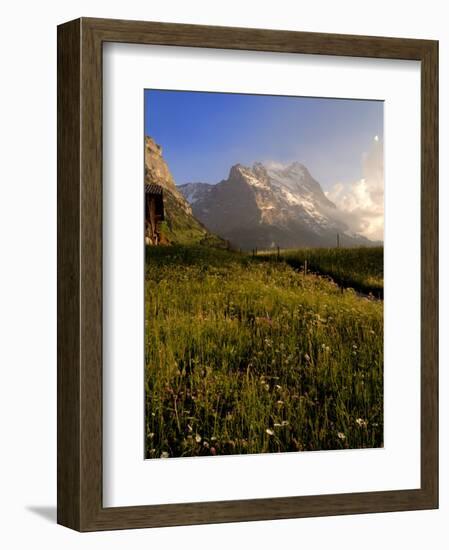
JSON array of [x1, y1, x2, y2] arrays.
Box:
[[325, 138, 384, 241], [264, 160, 289, 170]]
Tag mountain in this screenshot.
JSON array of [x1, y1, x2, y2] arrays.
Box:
[[178, 181, 214, 205], [178, 162, 373, 250], [145, 136, 221, 246]]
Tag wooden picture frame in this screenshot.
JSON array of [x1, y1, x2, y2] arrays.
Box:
[[57, 17, 438, 531]]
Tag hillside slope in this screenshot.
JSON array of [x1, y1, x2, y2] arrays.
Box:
[[145, 136, 220, 246]]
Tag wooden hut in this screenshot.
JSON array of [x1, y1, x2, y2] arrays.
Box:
[[145, 183, 164, 245]]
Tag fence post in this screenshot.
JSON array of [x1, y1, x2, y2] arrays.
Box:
[[304, 259, 308, 276], [277, 245, 280, 261]]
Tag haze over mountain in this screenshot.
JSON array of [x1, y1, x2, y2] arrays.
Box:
[[179, 161, 376, 250]]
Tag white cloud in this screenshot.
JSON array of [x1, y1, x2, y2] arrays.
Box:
[[264, 160, 289, 170], [325, 138, 384, 241]]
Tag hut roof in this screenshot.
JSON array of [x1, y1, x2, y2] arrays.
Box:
[[145, 183, 163, 195]]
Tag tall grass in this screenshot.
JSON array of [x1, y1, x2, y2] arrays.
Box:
[[258, 247, 383, 298], [145, 245, 383, 458]]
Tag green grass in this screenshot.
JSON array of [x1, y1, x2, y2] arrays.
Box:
[[258, 247, 384, 298], [159, 190, 224, 247], [145, 245, 383, 459]]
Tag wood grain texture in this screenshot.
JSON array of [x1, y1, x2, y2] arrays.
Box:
[[420, 40, 439, 503], [57, 18, 81, 531], [57, 17, 439, 532]]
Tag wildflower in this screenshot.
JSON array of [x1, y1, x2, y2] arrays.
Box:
[[210, 447, 217, 455], [356, 418, 368, 428], [275, 384, 282, 390], [277, 400, 284, 406], [337, 432, 346, 440], [195, 434, 202, 443], [304, 353, 311, 362], [160, 451, 170, 458], [148, 432, 154, 439], [281, 420, 289, 426], [266, 428, 274, 436]]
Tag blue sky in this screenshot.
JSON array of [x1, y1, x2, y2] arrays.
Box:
[[144, 89, 383, 190]]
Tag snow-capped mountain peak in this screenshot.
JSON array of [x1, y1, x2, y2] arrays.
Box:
[[177, 181, 213, 204], [178, 161, 372, 250]]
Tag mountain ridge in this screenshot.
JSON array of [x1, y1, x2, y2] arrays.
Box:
[[178, 161, 375, 250]]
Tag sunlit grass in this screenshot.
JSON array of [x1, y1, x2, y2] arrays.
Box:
[[258, 246, 383, 298], [145, 245, 383, 458]]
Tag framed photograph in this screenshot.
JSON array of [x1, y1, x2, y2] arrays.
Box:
[[57, 17, 438, 531]]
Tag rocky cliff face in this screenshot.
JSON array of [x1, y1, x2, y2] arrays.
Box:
[[145, 136, 216, 245], [145, 137, 194, 216], [179, 162, 373, 250]]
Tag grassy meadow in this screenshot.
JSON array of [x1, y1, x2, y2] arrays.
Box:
[[258, 246, 383, 298], [144, 245, 383, 459]]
